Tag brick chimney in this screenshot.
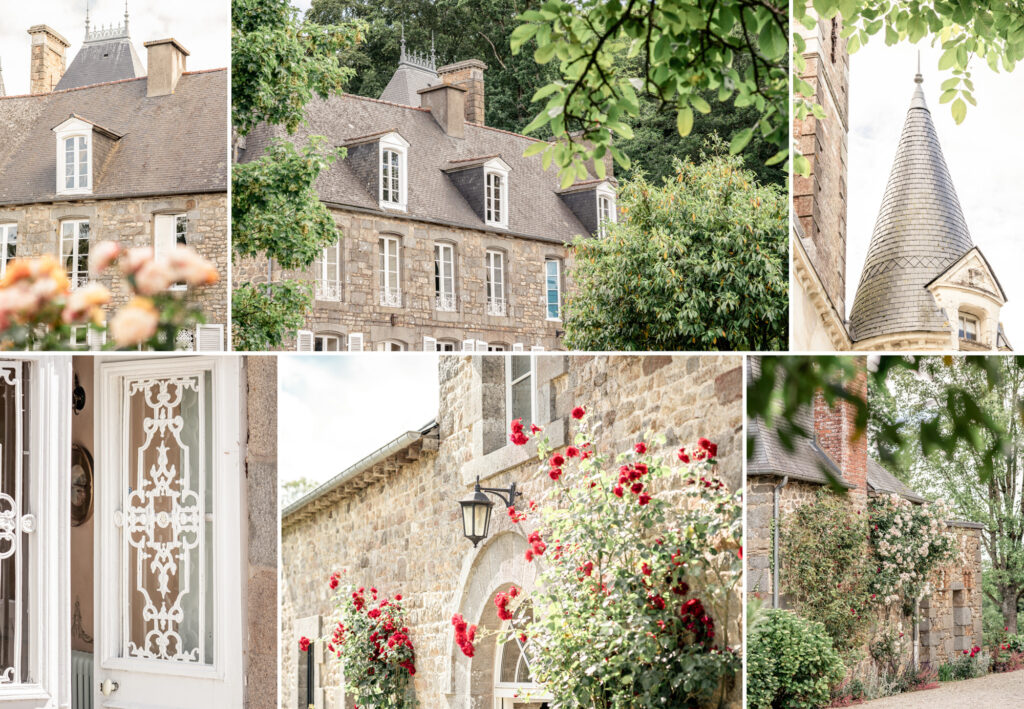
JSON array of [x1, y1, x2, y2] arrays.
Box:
[[812, 357, 868, 510], [418, 83, 467, 138], [438, 59, 486, 125], [143, 38, 189, 97], [27, 25, 70, 94]]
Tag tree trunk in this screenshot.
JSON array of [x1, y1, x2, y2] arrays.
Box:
[[1001, 590, 1019, 635]]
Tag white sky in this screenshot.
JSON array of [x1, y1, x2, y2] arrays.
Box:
[[1, 0, 229, 96], [278, 356, 440, 487], [847, 41, 1024, 340]]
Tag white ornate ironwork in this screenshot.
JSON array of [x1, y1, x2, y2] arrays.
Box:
[[316, 281, 342, 301], [0, 364, 25, 686], [119, 376, 206, 663], [435, 292, 457, 312], [379, 287, 402, 308], [486, 297, 507, 317], [175, 329, 196, 352]]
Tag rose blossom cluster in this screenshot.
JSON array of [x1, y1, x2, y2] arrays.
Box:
[[678, 437, 718, 463], [613, 459, 652, 505], [964, 644, 981, 658], [869, 494, 953, 604], [525, 530, 547, 561], [494, 586, 520, 621], [452, 613, 477, 657], [0, 256, 109, 332]]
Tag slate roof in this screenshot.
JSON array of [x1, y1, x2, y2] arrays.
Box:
[[0, 69, 228, 205], [867, 458, 925, 503], [746, 358, 853, 487], [239, 93, 595, 242], [56, 36, 144, 91], [379, 60, 439, 107], [849, 74, 977, 342]]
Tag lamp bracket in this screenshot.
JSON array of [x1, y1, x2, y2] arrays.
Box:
[[474, 477, 522, 509]]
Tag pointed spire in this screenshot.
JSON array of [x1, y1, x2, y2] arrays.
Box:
[[910, 54, 927, 110], [431, 32, 436, 65], [400, 23, 406, 62], [124, 0, 129, 33], [85, 0, 90, 37]]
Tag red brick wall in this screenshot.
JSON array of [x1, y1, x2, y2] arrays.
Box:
[[812, 359, 867, 509]]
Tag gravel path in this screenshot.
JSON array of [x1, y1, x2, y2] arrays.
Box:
[[857, 670, 1024, 708]]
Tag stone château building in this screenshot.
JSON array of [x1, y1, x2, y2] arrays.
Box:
[[792, 10, 1012, 352], [236, 42, 618, 352], [746, 357, 984, 671], [279, 354, 742, 708], [0, 10, 228, 349]]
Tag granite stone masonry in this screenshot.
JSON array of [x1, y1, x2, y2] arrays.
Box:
[[280, 354, 742, 709]]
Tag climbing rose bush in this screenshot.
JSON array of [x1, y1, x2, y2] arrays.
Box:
[[453, 407, 742, 707], [318, 572, 417, 708], [868, 494, 954, 609]]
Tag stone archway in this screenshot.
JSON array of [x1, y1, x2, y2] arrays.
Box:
[[444, 531, 537, 708]]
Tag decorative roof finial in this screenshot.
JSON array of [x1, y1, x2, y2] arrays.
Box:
[[915, 50, 923, 84], [124, 0, 129, 33], [431, 32, 436, 65], [400, 23, 406, 62], [85, 0, 90, 36]]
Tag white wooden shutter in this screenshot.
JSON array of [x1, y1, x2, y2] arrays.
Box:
[[423, 336, 437, 352], [195, 324, 224, 352], [87, 327, 106, 351], [475, 340, 488, 351], [153, 214, 175, 259], [530, 345, 545, 351], [347, 333, 364, 352], [512, 343, 524, 352], [462, 339, 476, 351], [296, 330, 314, 352]]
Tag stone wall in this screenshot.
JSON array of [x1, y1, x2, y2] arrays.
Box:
[[280, 354, 743, 708], [234, 207, 571, 351], [745, 476, 822, 597], [0, 193, 229, 336]]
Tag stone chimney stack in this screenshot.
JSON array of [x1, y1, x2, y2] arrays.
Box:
[[438, 60, 486, 125], [27, 25, 70, 94], [143, 38, 189, 97], [813, 357, 868, 509], [418, 83, 467, 138]]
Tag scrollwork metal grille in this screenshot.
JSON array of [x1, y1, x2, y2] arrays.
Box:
[[0, 363, 28, 685]]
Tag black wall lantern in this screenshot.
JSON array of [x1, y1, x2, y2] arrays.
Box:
[[460, 476, 521, 547]]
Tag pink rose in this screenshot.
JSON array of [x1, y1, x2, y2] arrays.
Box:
[[109, 297, 158, 347]]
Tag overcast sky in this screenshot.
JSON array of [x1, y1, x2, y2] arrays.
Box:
[[278, 356, 440, 488], [1, 0, 229, 96], [847, 41, 1024, 339]]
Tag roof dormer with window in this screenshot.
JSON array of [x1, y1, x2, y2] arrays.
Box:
[[52, 114, 121, 197], [557, 178, 617, 237], [342, 130, 410, 213], [444, 155, 511, 230]]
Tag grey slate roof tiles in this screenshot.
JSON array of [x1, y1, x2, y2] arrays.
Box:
[[866, 458, 926, 503], [379, 61, 440, 107], [0, 70, 228, 205], [56, 37, 144, 91], [849, 79, 978, 342], [240, 93, 594, 242]]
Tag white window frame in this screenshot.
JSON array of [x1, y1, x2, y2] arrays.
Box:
[[437, 340, 456, 352], [375, 340, 406, 352], [0, 222, 17, 277], [505, 354, 536, 430], [315, 239, 342, 302], [545, 259, 561, 321], [154, 213, 189, 291], [54, 117, 93, 196], [378, 133, 409, 211], [483, 158, 511, 229], [596, 183, 617, 237], [379, 236, 402, 308], [434, 243, 456, 311], [60, 219, 90, 290], [488, 344, 506, 352], [492, 605, 551, 705], [958, 313, 979, 342], [314, 334, 341, 352], [485, 250, 506, 316]]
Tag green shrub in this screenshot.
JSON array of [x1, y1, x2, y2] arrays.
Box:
[[748, 609, 845, 709], [937, 652, 986, 682]]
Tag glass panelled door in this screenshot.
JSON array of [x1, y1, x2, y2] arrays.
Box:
[[0, 364, 28, 687], [96, 358, 242, 709]]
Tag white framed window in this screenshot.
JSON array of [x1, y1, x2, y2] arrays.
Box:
[[296, 330, 314, 352], [70, 325, 106, 350], [154, 213, 188, 290], [596, 187, 617, 237], [462, 339, 489, 352], [314, 334, 341, 352], [485, 250, 506, 316], [958, 314, 979, 342], [434, 243, 456, 311], [54, 117, 95, 196], [506, 354, 535, 430], [378, 133, 409, 211], [545, 259, 561, 321], [0, 223, 17, 276], [483, 158, 511, 229], [375, 340, 406, 352], [315, 240, 342, 301], [493, 602, 550, 704], [347, 333, 364, 352], [60, 219, 90, 289], [488, 344, 506, 352], [379, 236, 402, 307], [437, 340, 456, 351]]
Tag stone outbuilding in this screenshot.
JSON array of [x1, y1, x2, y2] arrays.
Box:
[[280, 354, 743, 708], [0, 10, 228, 349], [746, 357, 984, 672]]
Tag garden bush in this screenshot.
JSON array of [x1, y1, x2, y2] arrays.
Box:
[[747, 609, 845, 709], [937, 649, 986, 682]]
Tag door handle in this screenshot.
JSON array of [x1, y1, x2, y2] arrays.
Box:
[[100, 678, 119, 696]]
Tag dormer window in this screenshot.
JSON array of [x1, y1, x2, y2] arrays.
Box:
[[64, 136, 90, 191], [596, 185, 617, 237], [54, 115, 120, 197], [378, 133, 409, 211], [484, 163, 510, 228]]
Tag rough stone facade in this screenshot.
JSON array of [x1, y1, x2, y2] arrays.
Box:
[[0, 193, 229, 340], [236, 209, 569, 352], [280, 354, 743, 708]]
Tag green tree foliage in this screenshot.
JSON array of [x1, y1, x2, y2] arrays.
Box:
[[873, 356, 1024, 635], [562, 146, 787, 351], [510, 0, 789, 188], [792, 0, 1024, 175], [281, 476, 321, 506], [232, 0, 362, 350], [747, 609, 846, 709]]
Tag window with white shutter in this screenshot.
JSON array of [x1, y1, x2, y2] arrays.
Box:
[[296, 330, 314, 352], [195, 324, 225, 352], [347, 333, 364, 352]]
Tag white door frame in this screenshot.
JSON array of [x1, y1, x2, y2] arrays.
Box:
[[0, 357, 73, 709], [93, 356, 243, 708]]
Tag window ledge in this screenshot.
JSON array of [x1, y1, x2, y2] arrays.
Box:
[[461, 417, 566, 486]]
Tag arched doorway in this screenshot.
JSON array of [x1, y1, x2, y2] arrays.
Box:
[[492, 602, 551, 708]]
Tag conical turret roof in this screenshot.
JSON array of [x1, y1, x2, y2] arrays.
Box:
[[848, 70, 974, 342]]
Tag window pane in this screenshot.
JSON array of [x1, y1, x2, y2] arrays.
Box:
[[78, 137, 88, 187], [511, 378, 532, 426], [511, 354, 531, 381], [0, 368, 27, 684], [175, 215, 188, 246]]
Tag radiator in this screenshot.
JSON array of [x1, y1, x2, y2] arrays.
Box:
[[72, 651, 93, 709]]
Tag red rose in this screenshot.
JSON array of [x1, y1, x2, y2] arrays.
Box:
[[642, 562, 652, 576], [678, 448, 690, 463], [583, 561, 594, 576], [394, 594, 402, 601], [638, 493, 651, 505], [631, 482, 644, 495], [511, 418, 524, 434], [634, 442, 647, 454], [299, 636, 311, 652], [550, 454, 565, 467], [530, 423, 542, 434], [613, 485, 624, 497], [566, 446, 580, 458], [571, 406, 586, 419], [549, 468, 562, 481], [737, 546, 743, 560], [509, 431, 529, 446], [367, 608, 381, 619]]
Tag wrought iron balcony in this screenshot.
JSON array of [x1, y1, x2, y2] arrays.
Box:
[[315, 281, 342, 301], [486, 297, 507, 317], [435, 292, 458, 312], [379, 287, 403, 308]]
